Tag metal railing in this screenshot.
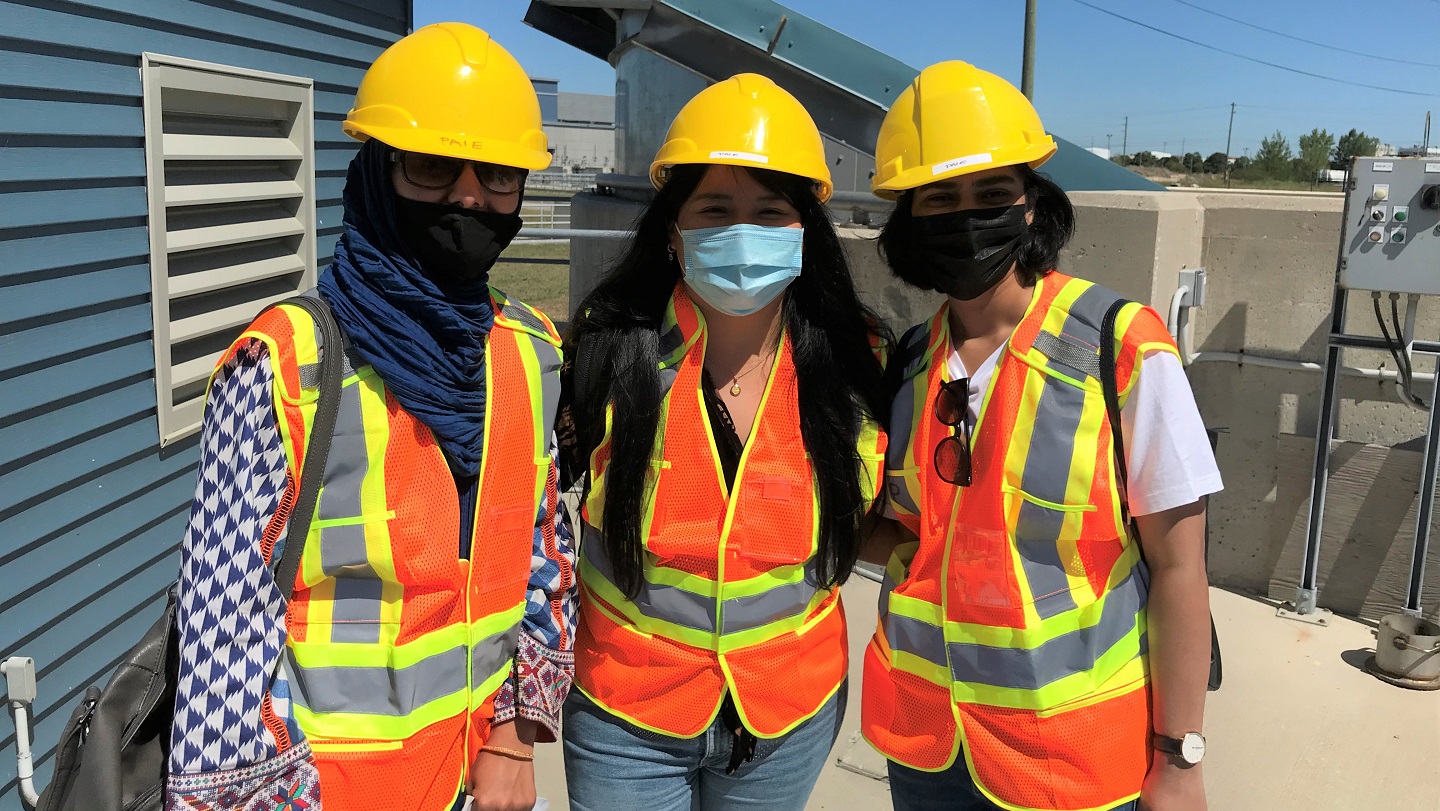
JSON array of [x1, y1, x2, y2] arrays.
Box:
[[520, 200, 572, 230], [528, 171, 599, 191]]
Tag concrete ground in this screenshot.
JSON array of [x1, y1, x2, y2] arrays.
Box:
[[532, 581, 1440, 810]]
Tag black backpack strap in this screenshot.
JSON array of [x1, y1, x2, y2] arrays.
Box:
[[270, 294, 343, 602], [1098, 298, 1138, 551], [1100, 297, 1222, 691]]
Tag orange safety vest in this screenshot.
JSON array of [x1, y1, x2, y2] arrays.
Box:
[[862, 273, 1178, 811], [229, 290, 561, 811], [575, 287, 887, 738]]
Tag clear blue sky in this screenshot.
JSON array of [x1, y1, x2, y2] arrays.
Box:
[[416, 0, 1440, 158]]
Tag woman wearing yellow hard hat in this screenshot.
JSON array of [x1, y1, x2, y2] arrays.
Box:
[[861, 61, 1219, 811], [165, 23, 575, 811], [558, 74, 891, 810]]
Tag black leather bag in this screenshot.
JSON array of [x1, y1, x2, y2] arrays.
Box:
[[35, 295, 343, 811], [1099, 299, 1223, 692]]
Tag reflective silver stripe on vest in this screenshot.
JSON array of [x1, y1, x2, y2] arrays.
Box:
[[1057, 282, 1113, 352], [1014, 370, 1087, 620], [884, 611, 949, 671], [945, 563, 1148, 691], [287, 645, 467, 716], [719, 560, 822, 636], [525, 332, 563, 443], [311, 376, 386, 646], [473, 620, 522, 685], [1032, 330, 1102, 381], [583, 525, 717, 633], [330, 577, 384, 643], [884, 366, 924, 517], [500, 299, 550, 335], [583, 523, 822, 637]]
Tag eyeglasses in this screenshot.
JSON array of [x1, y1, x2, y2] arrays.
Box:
[[390, 151, 527, 194], [934, 377, 973, 487]]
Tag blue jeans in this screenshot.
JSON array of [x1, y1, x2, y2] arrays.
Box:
[[563, 684, 847, 811], [888, 759, 1139, 811]]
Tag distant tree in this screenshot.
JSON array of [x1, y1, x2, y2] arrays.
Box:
[[1255, 130, 1293, 179], [1111, 155, 1129, 165], [1161, 155, 1184, 172], [1182, 152, 1205, 173], [1203, 151, 1229, 174], [1131, 151, 1158, 167], [1333, 128, 1381, 168], [1298, 128, 1336, 187]]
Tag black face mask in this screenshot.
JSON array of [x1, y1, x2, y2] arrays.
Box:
[[909, 204, 1029, 301], [393, 196, 523, 290]]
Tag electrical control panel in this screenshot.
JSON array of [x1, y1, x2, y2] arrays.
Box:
[[1340, 157, 1440, 295]]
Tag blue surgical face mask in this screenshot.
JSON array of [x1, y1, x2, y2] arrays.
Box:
[[679, 223, 804, 316]]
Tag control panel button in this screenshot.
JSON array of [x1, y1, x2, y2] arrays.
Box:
[[1393, 206, 1409, 223], [1373, 184, 1391, 201], [1370, 205, 1389, 222], [1390, 228, 1408, 244], [1369, 226, 1386, 243]]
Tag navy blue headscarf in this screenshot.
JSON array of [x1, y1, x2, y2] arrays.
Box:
[[317, 140, 494, 477]]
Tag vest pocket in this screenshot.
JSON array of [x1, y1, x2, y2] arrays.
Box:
[[1005, 486, 1100, 616], [946, 524, 1021, 612], [731, 474, 814, 564]]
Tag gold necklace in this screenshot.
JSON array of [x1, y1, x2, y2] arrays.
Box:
[[723, 352, 774, 397]]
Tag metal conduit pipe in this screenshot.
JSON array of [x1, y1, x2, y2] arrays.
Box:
[[1167, 286, 1435, 384], [2, 657, 40, 808]]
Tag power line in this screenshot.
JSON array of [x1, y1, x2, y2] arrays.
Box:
[[1163, 0, 1440, 68], [1065, 0, 1440, 98]]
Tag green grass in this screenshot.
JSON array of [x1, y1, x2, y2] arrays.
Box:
[[492, 241, 571, 324]]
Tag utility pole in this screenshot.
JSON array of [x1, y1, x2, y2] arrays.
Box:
[[1022, 0, 1037, 99], [1224, 102, 1236, 188], [1122, 116, 1128, 157], [1107, 133, 1113, 153]]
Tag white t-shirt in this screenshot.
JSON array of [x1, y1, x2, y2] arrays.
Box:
[[945, 344, 1222, 516]]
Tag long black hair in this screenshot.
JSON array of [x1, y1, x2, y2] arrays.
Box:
[[566, 164, 891, 598], [878, 165, 1076, 289]]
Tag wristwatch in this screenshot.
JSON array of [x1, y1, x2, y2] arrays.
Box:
[[1153, 732, 1206, 765]]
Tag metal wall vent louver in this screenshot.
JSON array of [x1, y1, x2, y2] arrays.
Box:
[[140, 53, 316, 445]]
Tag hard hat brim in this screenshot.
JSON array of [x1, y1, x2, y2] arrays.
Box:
[[650, 156, 835, 204], [870, 141, 1057, 200], [345, 121, 554, 172]]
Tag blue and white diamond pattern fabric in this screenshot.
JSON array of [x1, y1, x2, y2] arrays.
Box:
[[170, 341, 291, 775]]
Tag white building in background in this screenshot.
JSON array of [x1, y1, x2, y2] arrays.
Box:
[[531, 77, 617, 174], [1086, 147, 1112, 160]]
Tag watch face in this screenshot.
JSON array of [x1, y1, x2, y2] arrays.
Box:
[[1180, 732, 1206, 764]]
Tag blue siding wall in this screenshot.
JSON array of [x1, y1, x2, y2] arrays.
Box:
[[0, 1, 408, 805]]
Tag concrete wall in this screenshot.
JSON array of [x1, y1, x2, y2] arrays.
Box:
[[570, 187, 1440, 620]]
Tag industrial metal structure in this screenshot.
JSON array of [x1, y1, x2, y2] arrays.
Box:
[[524, 0, 1164, 194], [1293, 157, 1440, 621]]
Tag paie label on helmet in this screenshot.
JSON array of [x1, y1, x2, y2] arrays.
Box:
[[709, 150, 770, 163], [932, 153, 994, 175]]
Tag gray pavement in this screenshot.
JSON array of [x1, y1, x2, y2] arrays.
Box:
[[533, 581, 1440, 810]]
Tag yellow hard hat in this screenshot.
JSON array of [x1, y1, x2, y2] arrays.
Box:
[[871, 60, 1056, 200], [651, 74, 833, 203], [344, 22, 551, 171]]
